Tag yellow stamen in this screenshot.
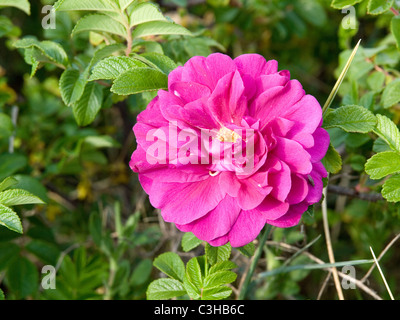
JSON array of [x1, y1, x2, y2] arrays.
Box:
[[215, 127, 241, 143]]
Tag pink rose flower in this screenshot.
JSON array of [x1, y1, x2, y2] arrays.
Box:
[[130, 53, 329, 247]]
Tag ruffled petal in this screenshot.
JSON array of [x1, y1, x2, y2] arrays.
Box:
[[176, 195, 241, 242], [181, 53, 237, 90], [253, 80, 305, 130], [273, 137, 312, 174], [237, 177, 272, 210], [208, 71, 247, 126], [228, 209, 267, 247], [269, 161, 291, 202], [150, 176, 226, 225], [256, 196, 290, 220], [286, 174, 309, 204], [307, 128, 330, 162], [234, 54, 278, 78], [266, 202, 309, 228]]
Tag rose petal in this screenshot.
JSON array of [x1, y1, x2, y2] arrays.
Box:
[[273, 136, 312, 174], [307, 128, 330, 162], [237, 177, 272, 210], [286, 174, 309, 204], [208, 71, 247, 126], [228, 209, 267, 247], [234, 54, 278, 77], [151, 176, 226, 225], [176, 195, 241, 242], [266, 202, 309, 228]]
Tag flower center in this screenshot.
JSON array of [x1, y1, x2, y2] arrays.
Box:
[[215, 127, 241, 143]]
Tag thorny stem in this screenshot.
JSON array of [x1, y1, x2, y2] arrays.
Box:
[[238, 224, 272, 300], [390, 7, 399, 16]]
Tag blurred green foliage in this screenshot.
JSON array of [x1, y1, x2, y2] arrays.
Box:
[[0, 0, 399, 300]]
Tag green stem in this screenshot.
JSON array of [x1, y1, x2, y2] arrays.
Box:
[[105, 257, 117, 300], [238, 224, 272, 300]]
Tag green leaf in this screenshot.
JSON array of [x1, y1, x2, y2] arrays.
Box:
[[181, 232, 203, 252], [322, 143, 342, 174], [294, 0, 327, 27], [0, 16, 14, 38], [209, 261, 237, 274], [202, 286, 232, 300], [0, 153, 27, 181], [0, 288, 4, 300], [89, 43, 125, 69], [236, 242, 255, 257], [130, 259, 152, 286], [0, 242, 20, 271], [205, 243, 231, 266], [139, 52, 178, 75], [203, 270, 237, 289], [146, 278, 186, 300], [111, 67, 168, 95], [382, 175, 400, 202], [373, 137, 392, 153], [323, 105, 376, 133], [183, 273, 201, 299], [365, 151, 400, 179], [373, 114, 400, 152], [6, 256, 38, 299], [0, 0, 30, 15], [0, 176, 18, 192], [0, 189, 44, 206], [54, 0, 116, 12], [0, 113, 13, 138], [72, 14, 126, 38], [153, 252, 185, 282], [129, 2, 167, 27], [14, 38, 68, 67], [25, 239, 61, 265], [367, 0, 394, 15], [132, 21, 192, 39], [59, 68, 87, 106], [392, 16, 400, 50], [83, 135, 120, 148], [72, 82, 104, 126], [89, 56, 146, 81], [367, 71, 385, 91], [0, 203, 22, 233], [10, 175, 48, 203], [331, 0, 364, 9], [119, 0, 135, 11], [382, 79, 400, 108], [186, 257, 203, 289], [22, 48, 44, 77]]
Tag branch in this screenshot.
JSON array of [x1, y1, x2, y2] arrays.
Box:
[[327, 185, 384, 202]]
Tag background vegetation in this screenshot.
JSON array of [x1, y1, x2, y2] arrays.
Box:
[[0, 0, 399, 300]]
